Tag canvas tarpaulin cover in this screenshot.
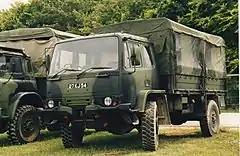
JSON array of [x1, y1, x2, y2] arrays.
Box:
[[0, 28, 79, 76], [93, 18, 226, 79]]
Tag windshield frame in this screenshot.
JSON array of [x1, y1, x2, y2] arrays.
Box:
[[49, 35, 121, 76]]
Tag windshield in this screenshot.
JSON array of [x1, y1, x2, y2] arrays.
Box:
[[0, 55, 22, 73], [49, 36, 119, 75]]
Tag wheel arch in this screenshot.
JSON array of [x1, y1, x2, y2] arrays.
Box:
[[207, 94, 222, 113], [137, 90, 166, 112], [7, 92, 44, 118]]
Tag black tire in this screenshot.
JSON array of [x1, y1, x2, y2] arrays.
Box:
[[141, 101, 159, 151], [60, 120, 84, 148], [200, 100, 220, 137], [7, 105, 40, 145]]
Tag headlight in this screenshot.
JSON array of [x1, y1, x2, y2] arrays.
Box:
[[104, 97, 112, 106], [47, 100, 55, 108]]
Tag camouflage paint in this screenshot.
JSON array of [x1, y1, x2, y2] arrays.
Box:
[[0, 75, 18, 110], [0, 48, 38, 132]]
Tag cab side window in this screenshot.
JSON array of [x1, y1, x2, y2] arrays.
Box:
[[127, 42, 142, 67], [123, 42, 131, 68], [132, 44, 142, 67], [140, 44, 153, 68], [124, 41, 144, 69]]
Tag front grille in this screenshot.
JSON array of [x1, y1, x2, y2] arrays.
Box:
[[64, 96, 91, 106]]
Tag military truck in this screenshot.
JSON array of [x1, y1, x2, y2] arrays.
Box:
[[38, 18, 226, 151], [0, 46, 46, 144], [0, 28, 79, 132]]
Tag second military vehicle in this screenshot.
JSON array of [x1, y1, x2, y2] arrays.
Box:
[[0, 28, 79, 134], [0, 46, 46, 144], [38, 18, 226, 151]]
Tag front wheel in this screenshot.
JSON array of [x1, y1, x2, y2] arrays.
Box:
[[61, 120, 85, 148], [7, 105, 40, 144], [200, 100, 220, 137], [141, 101, 159, 151]]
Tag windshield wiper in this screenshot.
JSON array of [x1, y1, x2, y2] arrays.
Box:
[[76, 66, 112, 78], [50, 68, 81, 79]]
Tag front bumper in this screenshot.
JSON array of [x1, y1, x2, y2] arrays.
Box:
[[37, 103, 136, 121], [85, 103, 133, 111], [36, 106, 71, 121]]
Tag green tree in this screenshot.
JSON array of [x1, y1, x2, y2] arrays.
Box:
[[0, 0, 97, 34], [0, 0, 238, 73], [181, 0, 238, 73]]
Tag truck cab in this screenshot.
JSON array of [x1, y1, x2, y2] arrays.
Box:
[[47, 33, 157, 110], [0, 46, 36, 115]]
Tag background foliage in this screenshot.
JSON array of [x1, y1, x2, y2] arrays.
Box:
[[0, 0, 238, 73]]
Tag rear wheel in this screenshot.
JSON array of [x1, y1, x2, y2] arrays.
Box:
[[7, 105, 40, 144], [200, 100, 220, 137], [141, 101, 159, 151], [61, 120, 85, 148]]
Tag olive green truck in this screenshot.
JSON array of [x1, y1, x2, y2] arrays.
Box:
[[0, 28, 78, 144], [38, 18, 226, 151]]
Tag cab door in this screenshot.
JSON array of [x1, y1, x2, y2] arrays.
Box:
[[0, 56, 25, 108], [123, 41, 148, 90], [10, 57, 37, 94], [122, 41, 153, 108]]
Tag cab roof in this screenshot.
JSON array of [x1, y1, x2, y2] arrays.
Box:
[[0, 28, 79, 41], [56, 32, 149, 45], [0, 45, 27, 57]]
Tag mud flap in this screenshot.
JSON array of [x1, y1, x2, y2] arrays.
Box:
[[156, 95, 170, 125]]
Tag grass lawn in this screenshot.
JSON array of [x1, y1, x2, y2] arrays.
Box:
[[0, 128, 239, 156]]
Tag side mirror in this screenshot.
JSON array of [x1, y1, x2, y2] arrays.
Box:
[[45, 54, 51, 72]]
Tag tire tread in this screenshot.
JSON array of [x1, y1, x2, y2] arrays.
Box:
[[7, 105, 40, 145], [141, 101, 158, 151], [60, 121, 84, 148], [200, 100, 220, 137]]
